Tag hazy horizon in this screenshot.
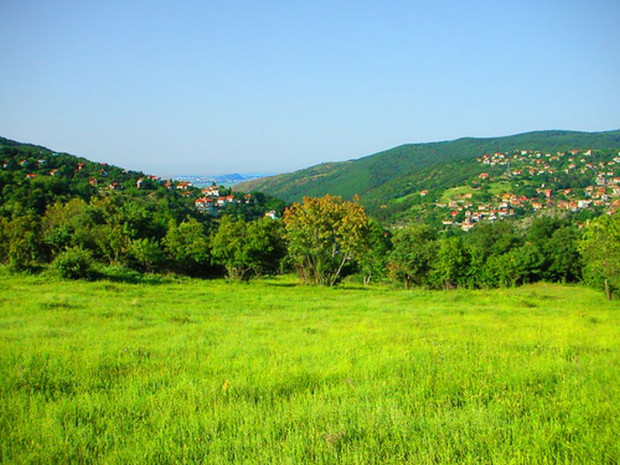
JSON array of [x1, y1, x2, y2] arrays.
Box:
[[4, 127, 620, 180], [2, 1, 619, 176]]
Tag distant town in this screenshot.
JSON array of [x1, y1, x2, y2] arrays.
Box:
[[172, 173, 272, 188], [432, 148, 619, 231]]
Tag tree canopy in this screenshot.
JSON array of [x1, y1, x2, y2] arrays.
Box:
[[283, 195, 371, 286]]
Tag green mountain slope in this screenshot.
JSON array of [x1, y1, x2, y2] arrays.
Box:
[[236, 130, 620, 217]]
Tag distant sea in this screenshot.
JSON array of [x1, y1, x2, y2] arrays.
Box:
[[172, 173, 273, 188]]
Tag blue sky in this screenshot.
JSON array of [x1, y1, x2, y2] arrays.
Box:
[[1, 0, 618, 176]]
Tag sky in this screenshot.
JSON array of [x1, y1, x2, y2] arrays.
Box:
[[1, 0, 619, 177]]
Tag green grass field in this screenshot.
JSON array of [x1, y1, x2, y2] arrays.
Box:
[[1, 271, 619, 464], [440, 185, 477, 203]]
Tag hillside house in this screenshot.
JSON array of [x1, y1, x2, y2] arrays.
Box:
[[461, 220, 475, 231], [202, 185, 219, 197], [595, 187, 608, 197], [577, 200, 591, 209], [217, 195, 236, 206], [195, 197, 216, 214]]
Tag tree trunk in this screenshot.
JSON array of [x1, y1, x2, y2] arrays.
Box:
[[605, 279, 612, 300], [329, 254, 349, 287]]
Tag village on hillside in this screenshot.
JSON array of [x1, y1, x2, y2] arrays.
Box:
[[2, 148, 279, 220], [4, 144, 619, 228], [429, 149, 620, 231]]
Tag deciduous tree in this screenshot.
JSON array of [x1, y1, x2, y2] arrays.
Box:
[[283, 195, 371, 286], [163, 218, 211, 276], [579, 212, 620, 299], [388, 224, 436, 289], [211, 216, 285, 280]]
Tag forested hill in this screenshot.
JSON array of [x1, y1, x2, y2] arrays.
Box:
[[0, 136, 154, 215], [0, 136, 287, 276], [0, 136, 284, 220], [235, 130, 620, 216]]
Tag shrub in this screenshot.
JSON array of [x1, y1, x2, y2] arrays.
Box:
[[129, 238, 163, 272], [52, 247, 95, 280]]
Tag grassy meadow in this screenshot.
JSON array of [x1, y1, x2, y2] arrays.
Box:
[[0, 271, 619, 464]]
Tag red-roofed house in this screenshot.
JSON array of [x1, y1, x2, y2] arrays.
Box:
[[195, 197, 216, 214], [202, 185, 219, 197]]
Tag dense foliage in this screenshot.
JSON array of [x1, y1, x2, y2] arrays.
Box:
[[211, 216, 286, 280], [284, 195, 371, 286], [385, 217, 588, 291], [0, 137, 286, 279], [1, 136, 619, 298], [578, 212, 620, 299]]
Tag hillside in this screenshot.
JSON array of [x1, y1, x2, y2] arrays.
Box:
[[0, 136, 283, 220], [235, 130, 620, 222], [0, 136, 164, 215], [0, 135, 288, 277]]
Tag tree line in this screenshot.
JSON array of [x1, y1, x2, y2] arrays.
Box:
[[282, 195, 618, 299], [0, 193, 617, 299]]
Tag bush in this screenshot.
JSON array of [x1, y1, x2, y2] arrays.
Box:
[[129, 238, 163, 272], [52, 247, 95, 280]]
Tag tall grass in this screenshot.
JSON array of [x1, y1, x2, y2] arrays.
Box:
[[1, 272, 618, 463]]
